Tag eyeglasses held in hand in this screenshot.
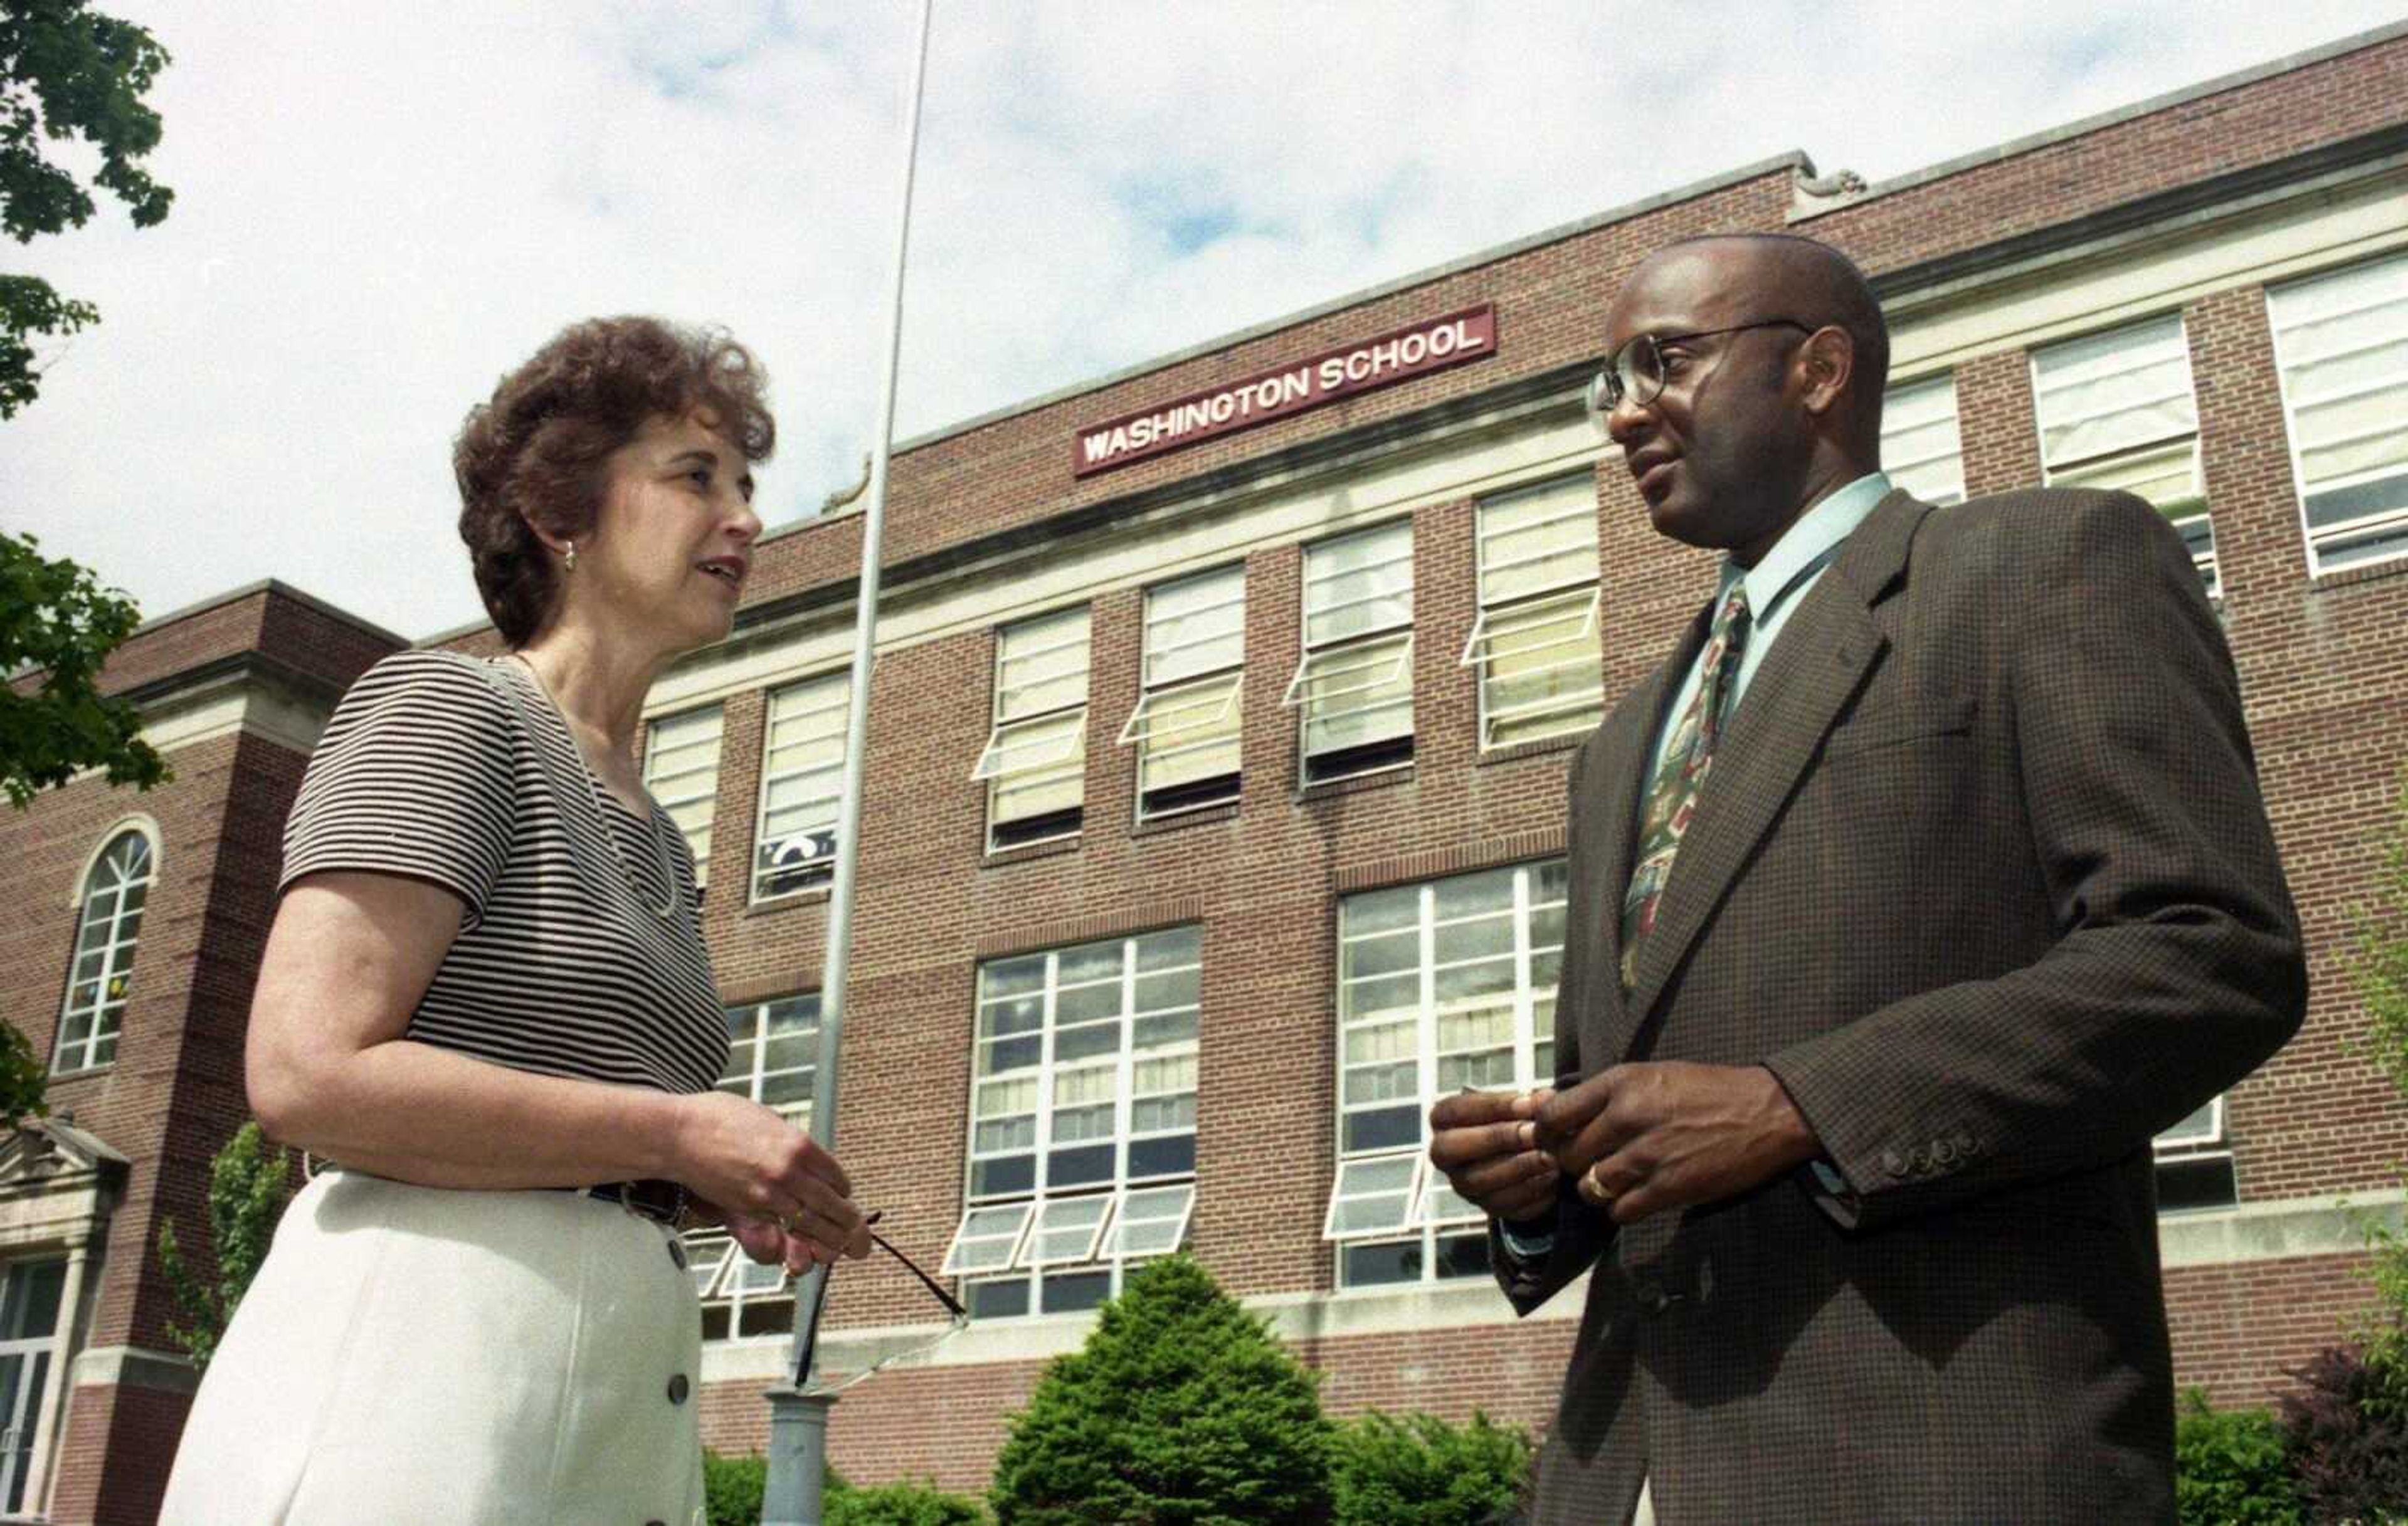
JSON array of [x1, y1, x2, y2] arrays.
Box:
[[790, 1213, 969, 1394]]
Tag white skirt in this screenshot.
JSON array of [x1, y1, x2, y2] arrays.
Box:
[[160, 1171, 706, 1526]]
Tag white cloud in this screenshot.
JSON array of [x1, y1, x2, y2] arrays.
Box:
[[3, 0, 2399, 639]]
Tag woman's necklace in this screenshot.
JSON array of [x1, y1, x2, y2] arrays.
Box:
[[510, 653, 680, 921]]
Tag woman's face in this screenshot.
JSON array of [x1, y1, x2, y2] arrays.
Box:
[[576, 408, 762, 655]]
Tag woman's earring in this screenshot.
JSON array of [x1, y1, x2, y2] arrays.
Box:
[[564, 540, 578, 571]]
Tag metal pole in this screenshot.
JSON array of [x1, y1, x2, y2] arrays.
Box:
[[763, 3, 934, 1523]]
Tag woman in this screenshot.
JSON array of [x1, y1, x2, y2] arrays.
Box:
[[161, 317, 865, 1525]]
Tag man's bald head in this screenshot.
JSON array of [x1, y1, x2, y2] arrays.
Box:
[[1597, 234, 1892, 560], [1656, 234, 1890, 419]]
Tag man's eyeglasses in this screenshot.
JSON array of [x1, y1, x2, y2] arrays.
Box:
[[790, 1213, 969, 1393], [1585, 318, 1814, 415]]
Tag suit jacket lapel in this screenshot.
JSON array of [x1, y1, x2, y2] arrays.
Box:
[[1620, 490, 1930, 1032]]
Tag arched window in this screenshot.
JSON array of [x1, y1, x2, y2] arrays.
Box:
[[56, 830, 156, 1073]]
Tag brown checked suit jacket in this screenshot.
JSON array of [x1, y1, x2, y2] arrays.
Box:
[[1499, 487, 2306, 1525]]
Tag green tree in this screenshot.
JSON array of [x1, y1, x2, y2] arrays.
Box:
[[3, 0, 173, 416], [1329, 1411, 1531, 1526], [989, 1255, 1334, 1525], [1, 529, 166, 808], [156, 1122, 291, 1371]]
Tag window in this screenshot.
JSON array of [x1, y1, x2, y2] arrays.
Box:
[[0, 1259, 63, 1514], [2153, 1096, 2237, 1213], [2032, 315, 2216, 596], [1285, 522, 1414, 783], [717, 994, 820, 1133], [1462, 476, 1603, 749], [974, 609, 1090, 850], [685, 1233, 795, 1342], [752, 675, 847, 901], [643, 704, 724, 887], [943, 926, 1200, 1317], [1328, 860, 1566, 1288], [55, 829, 154, 1073], [1882, 374, 1966, 506], [1119, 568, 1245, 819], [2268, 253, 2408, 575]]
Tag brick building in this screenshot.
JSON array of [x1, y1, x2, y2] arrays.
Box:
[[2, 21, 2404, 1518]]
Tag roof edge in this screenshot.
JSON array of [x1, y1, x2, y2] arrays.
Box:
[[1803, 18, 2408, 218], [126, 577, 410, 650]]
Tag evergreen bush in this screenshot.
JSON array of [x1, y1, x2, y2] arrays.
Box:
[[1329, 1410, 1531, 1526], [827, 1480, 989, 1525], [988, 1254, 1334, 1525], [702, 1451, 766, 1526]]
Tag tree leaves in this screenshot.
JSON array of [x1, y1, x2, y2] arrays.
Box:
[[0, 529, 166, 809], [1, 0, 172, 415]]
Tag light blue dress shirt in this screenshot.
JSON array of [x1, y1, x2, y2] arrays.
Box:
[[1501, 472, 1893, 1258], [1642, 471, 1893, 782]]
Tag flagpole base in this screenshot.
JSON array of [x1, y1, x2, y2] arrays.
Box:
[[761, 1385, 836, 1526]]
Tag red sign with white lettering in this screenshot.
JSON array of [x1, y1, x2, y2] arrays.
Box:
[[1072, 304, 1498, 478]]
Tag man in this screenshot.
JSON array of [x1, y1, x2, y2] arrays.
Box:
[[1429, 234, 2305, 1524]]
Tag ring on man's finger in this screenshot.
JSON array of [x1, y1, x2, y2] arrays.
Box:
[[1580, 1164, 1618, 1204]]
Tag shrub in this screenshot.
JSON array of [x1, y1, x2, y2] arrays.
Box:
[[2279, 1342, 2408, 1522], [827, 1480, 988, 1525], [988, 1254, 1334, 1525], [704, 1451, 766, 1526], [2173, 1389, 2301, 1525], [1330, 1410, 1531, 1526]]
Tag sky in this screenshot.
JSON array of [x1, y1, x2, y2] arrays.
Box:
[[7, 1, 2405, 642]]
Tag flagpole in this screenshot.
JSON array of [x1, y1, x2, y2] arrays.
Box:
[[763, 2, 934, 1522]]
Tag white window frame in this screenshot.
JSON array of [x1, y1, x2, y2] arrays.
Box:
[[682, 1232, 795, 1343], [977, 609, 1091, 851], [2266, 252, 2408, 577], [1463, 475, 1603, 751], [948, 928, 1201, 1317], [717, 993, 820, 1134], [2031, 315, 2217, 597], [0, 1257, 66, 1517], [1328, 860, 1567, 1288], [54, 826, 156, 1075], [642, 703, 724, 888], [2150, 1095, 2237, 1213], [1882, 372, 1967, 506], [1121, 567, 1245, 821], [751, 673, 847, 902], [1286, 522, 1415, 784]]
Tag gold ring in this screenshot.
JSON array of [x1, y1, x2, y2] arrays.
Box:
[[1582, 1164, 1618, 1202]]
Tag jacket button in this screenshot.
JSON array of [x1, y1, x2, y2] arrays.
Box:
[[667, 1238, 688, 1271], [667, 1374, 690, 1405], [1879, 1148, 1906, 1178], [1634, 1281, 1670, 1317], [1953, 1130, 1978, 1157], [1931, 1139, 1956, 1167]]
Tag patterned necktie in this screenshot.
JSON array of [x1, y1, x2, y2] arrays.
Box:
[[1621, 583, 1753, 992]]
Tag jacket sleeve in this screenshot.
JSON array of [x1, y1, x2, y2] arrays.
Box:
[[1493, 737, 1618, 1310], [1765, 491, 2307, 1233]]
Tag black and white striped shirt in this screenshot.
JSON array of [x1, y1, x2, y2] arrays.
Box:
[[281, 650, 727, 1094]]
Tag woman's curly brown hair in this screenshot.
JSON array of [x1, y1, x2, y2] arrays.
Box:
[[453, 316, 775, 646]]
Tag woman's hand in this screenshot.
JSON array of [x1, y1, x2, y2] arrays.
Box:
[[669, 1092, 872, 1263]]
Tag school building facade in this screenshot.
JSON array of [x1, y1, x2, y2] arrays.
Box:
[[1, 21, 2405, 1518]]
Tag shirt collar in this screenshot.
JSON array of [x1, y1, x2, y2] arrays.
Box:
[[1718, 471, 1893, 618]]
